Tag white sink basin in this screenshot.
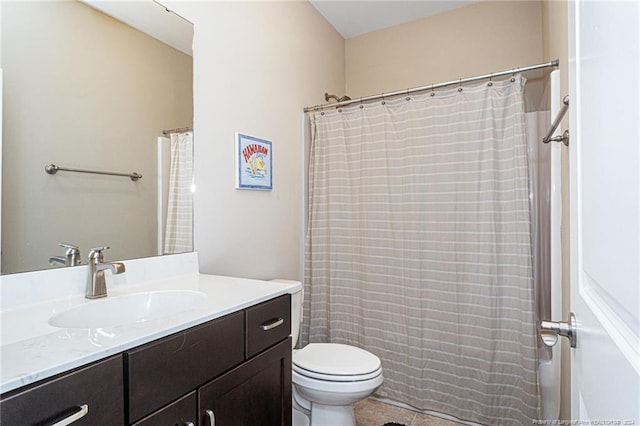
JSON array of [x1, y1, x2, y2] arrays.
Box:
[[48, 290, 207, 328]]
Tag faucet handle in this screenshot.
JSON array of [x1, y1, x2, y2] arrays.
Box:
[[90, 246, 110, 252], [59, 243, 81, 266], [58, 243, 79, 251], [88, 246, 110, 262]]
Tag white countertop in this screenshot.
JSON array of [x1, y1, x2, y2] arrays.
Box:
[[0, 253, 301, 394]]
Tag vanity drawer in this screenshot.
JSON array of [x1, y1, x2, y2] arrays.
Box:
[[245, 294, 291, 358], [0, 355, 123, 426], [125, 312, 244, 424]]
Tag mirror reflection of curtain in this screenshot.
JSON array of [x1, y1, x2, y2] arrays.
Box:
[[163, 132, 193, 254]]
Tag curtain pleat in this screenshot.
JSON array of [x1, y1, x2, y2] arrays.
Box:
[[303, 76, 539, 424], [164, 132, 193, 254]]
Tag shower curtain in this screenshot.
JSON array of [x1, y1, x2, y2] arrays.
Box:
[[303, 76, 539, 424], [164, 131, 193, 254]]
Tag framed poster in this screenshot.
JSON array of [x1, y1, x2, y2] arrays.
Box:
[[235, 133, 273, 190]]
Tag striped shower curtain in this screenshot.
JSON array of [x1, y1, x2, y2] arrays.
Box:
[[164, 131, 193, 254], [303, 76, 539, 424]]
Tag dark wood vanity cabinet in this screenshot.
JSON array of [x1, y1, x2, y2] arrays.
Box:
[[126, 294, 292, 426], [0, 355, 124, 425], [0, 294, 291, 426]]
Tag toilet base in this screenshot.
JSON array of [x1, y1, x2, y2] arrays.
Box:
[[310, 402, 355, 426], [294, 408, 310, 426]]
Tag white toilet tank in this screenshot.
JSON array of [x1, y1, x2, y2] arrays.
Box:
[[270, 279, 303, 348]]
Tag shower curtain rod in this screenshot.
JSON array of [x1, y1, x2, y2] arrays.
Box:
[[303, 59, 559, 113]]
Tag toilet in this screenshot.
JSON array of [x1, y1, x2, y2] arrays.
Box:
[[271, 280, 384, 426]]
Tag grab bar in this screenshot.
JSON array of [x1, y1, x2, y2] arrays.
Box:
[[45, 164, 142, 181], [543, 95, 569, 146]]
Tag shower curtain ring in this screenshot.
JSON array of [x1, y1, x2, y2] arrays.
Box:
[[488, 73, 493, 87], [381, 93, 386, 105], [511, 68, 517, 82], [458, 78, 463, 92], [405, 89, 411, 101], [430, 84, 435, 97]]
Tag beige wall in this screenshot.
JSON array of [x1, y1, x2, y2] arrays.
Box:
[[542, 0, 571, 419], [1, 1, 192, 273], [346, 0, 572, 417], [167, 1, 344, 280], [542, 1, 569, 99], [345, 1, 543, 98]]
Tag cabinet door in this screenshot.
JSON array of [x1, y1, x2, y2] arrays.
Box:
[[132, 391, 196, 426], [0, 355, 123, 426], [125, 312, 244, 423], [198, 338, 292, 426]]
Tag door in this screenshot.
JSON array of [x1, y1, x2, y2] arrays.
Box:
[[0, 68, 3, 271], [569, 0, 640, 421]]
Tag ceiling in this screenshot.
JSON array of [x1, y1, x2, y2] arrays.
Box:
[[309, 0, 478, 39], [81, 0, 193, 55], [85, 1, 478, 51]]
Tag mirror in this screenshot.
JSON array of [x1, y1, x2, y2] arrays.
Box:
[[1, 0, 194, 274]]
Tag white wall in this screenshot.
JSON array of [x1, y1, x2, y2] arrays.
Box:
[[165, 1, 344, 280], [542, 0, 571, 419]]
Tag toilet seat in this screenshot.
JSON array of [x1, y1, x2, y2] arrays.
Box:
[[293, 343, 382, 382], [293, 363, 383, 382], [292, 368, 384, 395]]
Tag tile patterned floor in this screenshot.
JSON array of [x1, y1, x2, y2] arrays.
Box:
[[354, 398, 463, 426]]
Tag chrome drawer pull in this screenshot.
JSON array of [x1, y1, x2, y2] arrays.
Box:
[[260, 317, 284, 331], [205, 409, 215, 426], [51, 404, 89, 426], [184, 422, 195, 426]]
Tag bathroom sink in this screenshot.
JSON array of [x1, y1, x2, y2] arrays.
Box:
[[48, 290, 207, 328]]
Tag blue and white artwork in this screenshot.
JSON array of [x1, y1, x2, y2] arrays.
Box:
[[236, 133, 273, 190]]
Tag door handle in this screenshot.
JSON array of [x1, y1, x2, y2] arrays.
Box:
[[540, 312, 577, 348], [205, 409, 215, 426]]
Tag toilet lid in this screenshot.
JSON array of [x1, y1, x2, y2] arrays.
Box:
[[293, 343, 381, 376]]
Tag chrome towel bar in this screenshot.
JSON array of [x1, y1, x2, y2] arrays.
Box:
[[162, 126, 192, 135], [543, 95, 569, 146], [45, 163, 142, 181]]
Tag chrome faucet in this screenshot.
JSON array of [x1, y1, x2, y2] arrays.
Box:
[[49, 243, 81, 267], [49, 256, 67, 266], [86, 246, 125, 299]]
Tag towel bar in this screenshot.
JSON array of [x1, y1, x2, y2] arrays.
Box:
[[45, 164, 142, 181]]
